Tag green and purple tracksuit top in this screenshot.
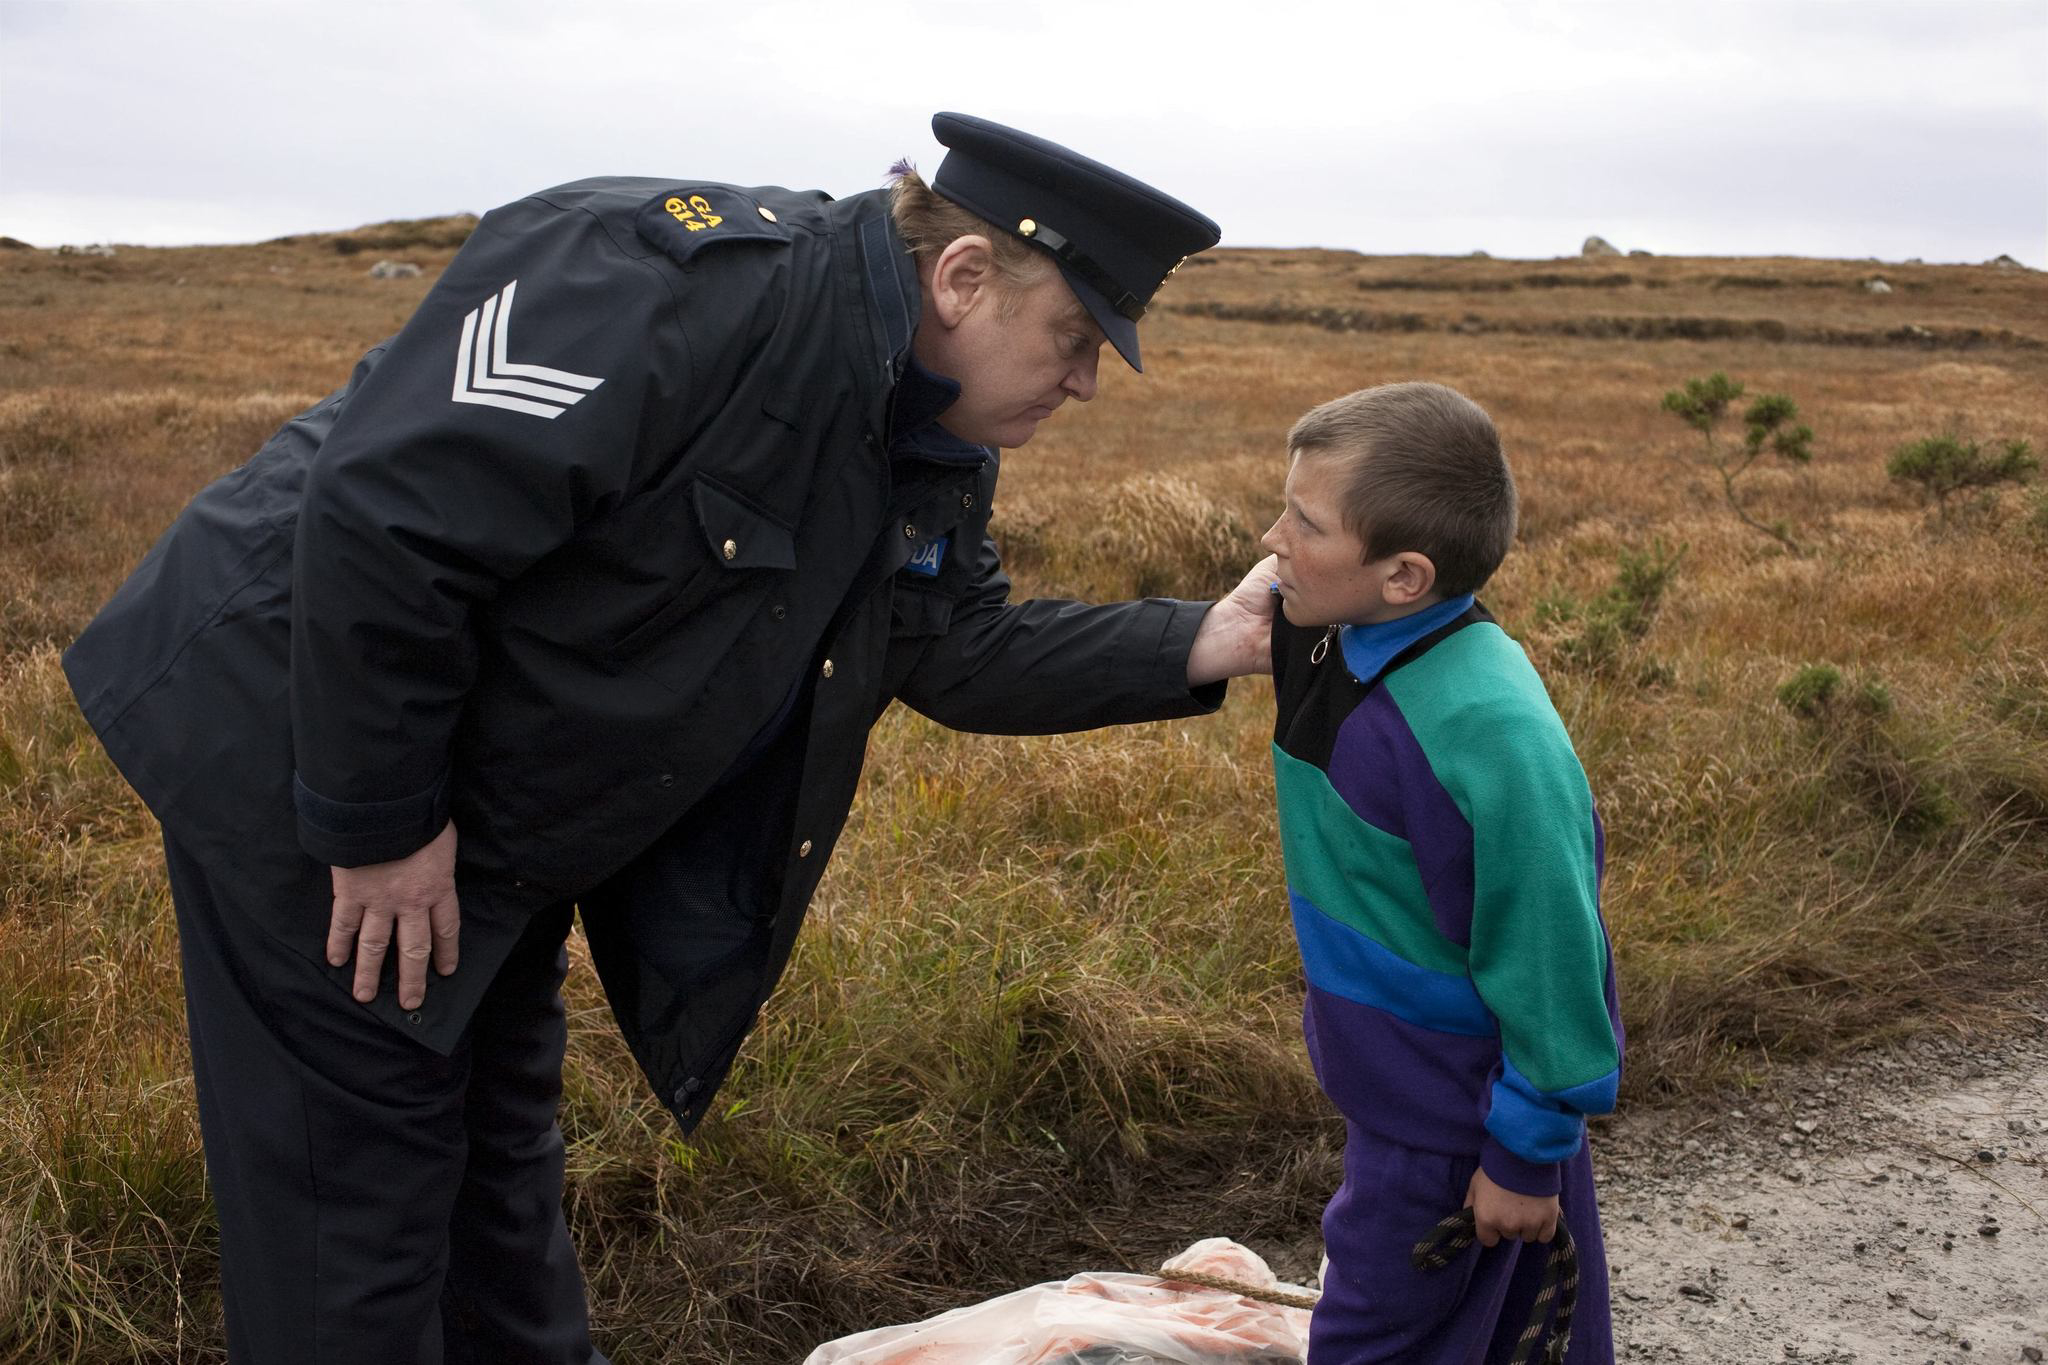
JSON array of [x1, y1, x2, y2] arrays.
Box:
[[1272, 596, 1623, 1196]]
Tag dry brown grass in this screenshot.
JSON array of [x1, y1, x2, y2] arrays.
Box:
[[2, 229, 2045, 1361]]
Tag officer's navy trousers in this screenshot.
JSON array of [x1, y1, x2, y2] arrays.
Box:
[[164, 835, 608, 1364]]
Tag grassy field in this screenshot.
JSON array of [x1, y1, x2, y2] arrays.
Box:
[[2, 225, 2045, 1361]]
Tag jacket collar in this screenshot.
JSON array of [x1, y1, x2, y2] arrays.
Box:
[[854, 202, 986, 467], [1338, 594, 1476, 685], [857, 208, 920, 377]]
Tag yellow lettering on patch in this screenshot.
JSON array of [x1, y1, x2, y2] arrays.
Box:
[[664, 194, 727, 233]]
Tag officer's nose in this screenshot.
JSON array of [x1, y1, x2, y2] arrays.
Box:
[[1261, 517, 1285, 555], [1062, 345, 1100, 403]]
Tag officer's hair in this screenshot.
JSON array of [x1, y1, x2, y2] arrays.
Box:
[[888, 163, 1054, 317], [1287, 382, 1518, 598]]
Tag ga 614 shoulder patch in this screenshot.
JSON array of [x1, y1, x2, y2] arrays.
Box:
[[634, 186, 791, 266]]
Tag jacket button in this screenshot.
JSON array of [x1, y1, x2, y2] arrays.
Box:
[[903, 523, 917, 539], [798, 839, 813, 858], [722, 538, 738, 560], [962, 494, 975, 509], [770, 604, 787, 621], [658, 772, 675, 788], [821, 659, 834, 678]]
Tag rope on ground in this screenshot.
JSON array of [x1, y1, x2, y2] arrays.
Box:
[[1411, 1208, 1578, 1365]]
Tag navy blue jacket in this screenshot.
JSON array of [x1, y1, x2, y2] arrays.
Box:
[[63, 177, 1224, 1129]]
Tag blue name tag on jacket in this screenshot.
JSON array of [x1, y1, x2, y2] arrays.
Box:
[[903, 536, 948, 577]]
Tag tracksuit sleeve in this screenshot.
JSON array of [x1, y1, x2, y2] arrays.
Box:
[[892, 525, 1227, 734], [1430, 693, 1621, 1198], [291, 206, 692, 867]]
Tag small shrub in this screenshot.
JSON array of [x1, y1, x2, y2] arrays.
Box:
[[1540, 537, 1685, 676], [1776, 665, 1955, 838], [1777, 664, 1841, 718], [1887, 426, 2037, 524], [1661, 373, 1814, 552]]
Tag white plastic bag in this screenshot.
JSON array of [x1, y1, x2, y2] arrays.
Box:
[[803, 1237, 1314, 1365]]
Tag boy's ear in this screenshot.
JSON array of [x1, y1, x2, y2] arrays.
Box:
[[1382, 551, 1438, 607]]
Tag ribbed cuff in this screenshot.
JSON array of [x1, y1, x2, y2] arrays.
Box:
[[1480, 1137, 1563, 1197], [294, 770, 450, 868]]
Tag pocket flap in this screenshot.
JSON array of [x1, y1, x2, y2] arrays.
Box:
[[889, 586, 954, 637], [694, 476, 796, 572]]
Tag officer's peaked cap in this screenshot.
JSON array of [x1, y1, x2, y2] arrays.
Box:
[[929, 112, 1220, 372]]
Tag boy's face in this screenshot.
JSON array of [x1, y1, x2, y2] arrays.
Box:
[[1261, 450, 1436, 628]]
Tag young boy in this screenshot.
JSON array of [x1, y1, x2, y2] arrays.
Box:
[[1261, 382, 1623, 1364]]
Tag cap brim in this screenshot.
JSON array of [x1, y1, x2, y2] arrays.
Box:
[[1057, 263, 1143, 373]]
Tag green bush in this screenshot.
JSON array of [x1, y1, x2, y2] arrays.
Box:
[[1662, 373, 1814, 551], [1887, 430, 2036, 523], [1777, 664, 1841, 718], [1776, 665, 1954, 837], [1539, 537, 1685, 677]]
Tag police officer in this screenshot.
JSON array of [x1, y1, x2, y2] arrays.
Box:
[[63, 112, 1274, 1362]]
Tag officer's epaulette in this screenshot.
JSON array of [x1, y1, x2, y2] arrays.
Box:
[[634, 186, 791, 266]]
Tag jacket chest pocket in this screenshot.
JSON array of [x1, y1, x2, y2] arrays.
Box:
[[888, 584, 954, 639], [610, 474, 797, 659]]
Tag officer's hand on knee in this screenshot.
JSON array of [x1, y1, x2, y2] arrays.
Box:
[[1464, 1167, 1561, 1248], [326, 821, 461, 1009]]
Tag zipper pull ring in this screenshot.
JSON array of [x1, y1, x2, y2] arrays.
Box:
[[1310, 626, 1335, 665]]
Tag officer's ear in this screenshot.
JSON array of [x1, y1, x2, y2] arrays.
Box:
[[926, 235, 999, 328]]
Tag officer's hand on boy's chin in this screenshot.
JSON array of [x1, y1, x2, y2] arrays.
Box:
[[1464, 1167, 1561, 1247], [326, 821, 461, 1010], [1186, 554, 1280, 686]]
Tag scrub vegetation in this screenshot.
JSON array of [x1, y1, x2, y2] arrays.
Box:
[[2, 231, 2045, 1362]]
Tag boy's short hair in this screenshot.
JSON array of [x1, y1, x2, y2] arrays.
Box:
[[1287, 382, 1518, 597]]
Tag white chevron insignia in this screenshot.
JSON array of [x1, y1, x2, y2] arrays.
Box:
[[450, 279, 604, 419]]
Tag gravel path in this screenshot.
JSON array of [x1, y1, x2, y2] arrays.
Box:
[[1598, 1021, 2048, 1363]]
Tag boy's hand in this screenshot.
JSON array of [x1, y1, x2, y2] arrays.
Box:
[[1187, 554, 1279, 685], [1464, 1167, 1559, 1247]]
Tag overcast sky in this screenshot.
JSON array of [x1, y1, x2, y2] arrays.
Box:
[[2, 0, 2043, 266]]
